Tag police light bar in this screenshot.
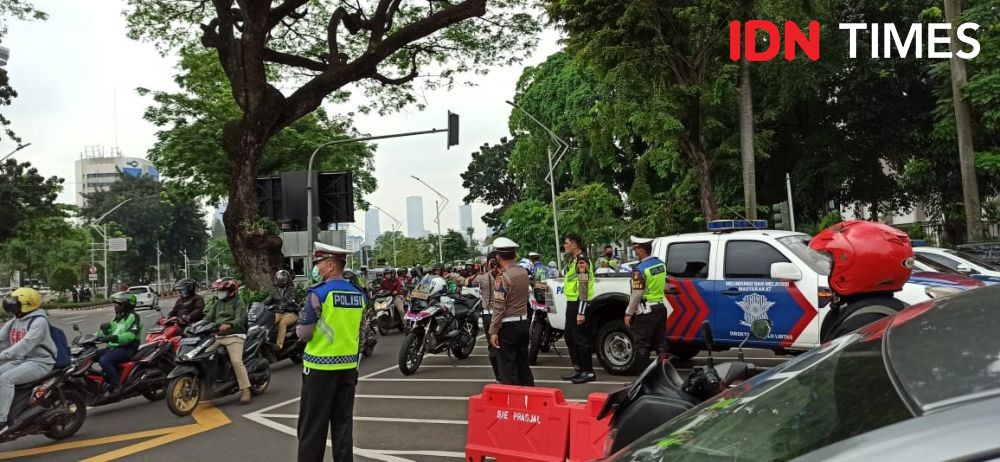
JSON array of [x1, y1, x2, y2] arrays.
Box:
[[707, 220, 769, 232], [911, 239, 927, 247]]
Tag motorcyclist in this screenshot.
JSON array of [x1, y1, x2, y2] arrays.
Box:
[[598, 245, 621, 271], [810, 220, 914, 343], [378, 267, 406, 321], [168, 278, 205, 325], [442, 266, 466, 292], [94, 292, 143, 396], [0, 288, 55, 431], [203, 278, 252, 404], [262, 270, 300, 350], [527, 252, 543, 277], [397, 268, 411, 287]]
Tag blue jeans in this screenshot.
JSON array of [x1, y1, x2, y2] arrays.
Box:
[[94, 346, 137, 391], [0, 360, 53, 423]]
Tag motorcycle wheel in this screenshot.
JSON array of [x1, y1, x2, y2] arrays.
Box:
[[250, 367, 271, 396], [166, 375, 201, 417], [398, 331, 424, 375], [43, 390, 87, 440], [377, 316, 390, 336], [529, 321, 545, 366], [142, 387, 167, 401], [451, 325, 478, 359]]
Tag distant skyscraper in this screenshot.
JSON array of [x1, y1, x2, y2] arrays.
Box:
[[406, 196, 426, 238], [459, 204, 473, 233], [365, 209, 380, 244]]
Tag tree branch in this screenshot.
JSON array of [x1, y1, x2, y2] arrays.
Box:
[[372, 52, 420, 85], [266, 0, 309, 29], [263, 48, 327, 72]]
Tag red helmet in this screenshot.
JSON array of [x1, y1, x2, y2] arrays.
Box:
[[810, 220, 914, 296], [210, 278, 239, 294]]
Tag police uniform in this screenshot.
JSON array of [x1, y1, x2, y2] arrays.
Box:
[[563, 252, 596, 383], [489, 240, 535, 386], [626, 236, 669, 372], [296, 243, 366, 462]]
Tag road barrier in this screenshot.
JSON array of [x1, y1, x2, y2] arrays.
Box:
[[465, 385, 611, 462]]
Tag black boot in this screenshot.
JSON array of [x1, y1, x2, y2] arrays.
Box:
[[571, 371, 597, 384], [561, 368, 582, 381]]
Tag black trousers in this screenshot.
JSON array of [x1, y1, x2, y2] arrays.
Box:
[[564, 301, 594, 373], [481, 312, 500, 381], [631, 303, 668, 372], [298, 368, 358, 462], [497, 320, 535, 386]]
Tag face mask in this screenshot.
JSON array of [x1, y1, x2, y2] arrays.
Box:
[[605, 252, 613, 258], [311, 265, 321, 283], [180, 288, 191, 298], [216, 291, 229, 300]]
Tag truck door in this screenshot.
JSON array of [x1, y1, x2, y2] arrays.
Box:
[[661, 240, 716, 346]]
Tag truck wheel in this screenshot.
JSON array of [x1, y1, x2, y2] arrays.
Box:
[[597, 320, 637, 375], [528, 321, 544, 366], [668, 345, 700, 361]]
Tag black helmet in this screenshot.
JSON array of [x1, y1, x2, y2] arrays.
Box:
[[275, 269, 292, 288], [414, 265, 424, 275], [432, 263, 444, 274], [397, 268, 407, 276], [174, 278, 197, 297]]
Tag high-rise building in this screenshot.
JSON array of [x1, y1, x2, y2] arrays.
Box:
[[74, 146, 159, 207], [365, 209, 381, 244], [459, 204, 473, 233], [406, 196, 426, 238]]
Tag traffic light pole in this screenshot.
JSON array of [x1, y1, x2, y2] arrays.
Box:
[[785, 173, 796, 232]]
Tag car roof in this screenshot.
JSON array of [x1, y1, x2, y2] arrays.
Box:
[[655, 229, 808, 242], [884, 284, 1000, 414]]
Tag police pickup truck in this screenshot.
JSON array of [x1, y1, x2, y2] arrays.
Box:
[[540, 221, 944, 375]]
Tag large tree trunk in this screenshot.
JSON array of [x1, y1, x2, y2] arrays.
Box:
[[690, 148, 719, 221], [944, 0, 983, 241], [738, 0, 757, 221], [221, 122, 284, 291]]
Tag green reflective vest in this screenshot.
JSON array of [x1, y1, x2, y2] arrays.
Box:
[[563, 255, 595, 302], [639, 258, 667, 303], [303, 282, 366, 371]]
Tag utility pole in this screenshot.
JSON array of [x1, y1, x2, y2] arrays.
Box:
[[180, 250, 189, 279], [412, 176, 448, 264], [156, 242, 162, 294]]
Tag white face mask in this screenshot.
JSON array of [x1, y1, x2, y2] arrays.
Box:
[[216, 291, 228, 300]]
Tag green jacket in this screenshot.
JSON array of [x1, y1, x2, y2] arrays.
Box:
[[100, 312, 142, 348], [204, 296, 247, 335]]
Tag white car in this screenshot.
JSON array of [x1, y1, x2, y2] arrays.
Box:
[[913, 246, 1000, 279], [127, 285, 159, 309]]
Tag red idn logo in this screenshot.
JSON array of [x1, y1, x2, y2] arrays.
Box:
[[730, 20, 820, 61]]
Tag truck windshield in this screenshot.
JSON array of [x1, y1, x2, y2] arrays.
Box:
[[776, 235, 831, 275]]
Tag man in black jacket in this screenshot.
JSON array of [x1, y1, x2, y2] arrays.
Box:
[[263, 270, 300, 349], [168, 278, 205, 324]]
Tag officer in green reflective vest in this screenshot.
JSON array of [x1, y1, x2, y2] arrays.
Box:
[[624, 236, 669, 373], [296, 242, 366, 462], [561, 233, 597, 384]]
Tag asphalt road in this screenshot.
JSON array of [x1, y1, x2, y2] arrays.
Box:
[[0, 300, 790, 461]]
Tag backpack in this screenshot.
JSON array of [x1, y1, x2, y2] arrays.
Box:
[[26, 316, 73, 369]]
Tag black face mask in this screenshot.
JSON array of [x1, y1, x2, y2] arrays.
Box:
[[605, 252, 613, 258], [114, 303, 130, 317]]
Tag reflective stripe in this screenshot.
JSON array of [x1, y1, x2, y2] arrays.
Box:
[[302, 353, 360, 366]]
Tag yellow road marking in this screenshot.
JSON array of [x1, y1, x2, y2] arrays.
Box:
[[0, 403, 231, 461]]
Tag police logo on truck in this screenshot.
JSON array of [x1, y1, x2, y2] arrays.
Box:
[[736, 293, 775, 327]]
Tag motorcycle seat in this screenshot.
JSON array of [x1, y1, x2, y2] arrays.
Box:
[[451, 300, 473, 318], [14, 368, 64, 391]]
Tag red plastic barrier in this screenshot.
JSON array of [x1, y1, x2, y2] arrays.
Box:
[[466, 385, 573, 462], [568, 393, 611, 462]]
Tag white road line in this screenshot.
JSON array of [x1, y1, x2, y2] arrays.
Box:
[[360, 364, 399, 380], [356, 394, 468, 401], [380, 450, 464, 458], [361, 378, 629, 385], [415, 365, 575, 369]]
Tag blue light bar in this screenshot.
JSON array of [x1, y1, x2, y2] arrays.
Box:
[[911, 239, 927, 247], [707, 219, 769, 231]]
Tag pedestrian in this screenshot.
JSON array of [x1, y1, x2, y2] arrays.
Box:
[[561, 233, 597, 384], [488, 238, 534, 386], [475, 251, 501, 382], [296, 242, 365, 462], [624, 236, 669, 373], [71, 286, 79, 303]]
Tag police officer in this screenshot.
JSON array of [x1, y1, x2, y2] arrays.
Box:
[[296, 242, 366, 462], [624, 236, 669, 372], [475, 250, 501, 381], [598, 245, 621, 271], [488, 238, 535, 386], [562, 233, 596, 384]]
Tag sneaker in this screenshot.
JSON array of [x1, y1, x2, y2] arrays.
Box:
[[561, 370, 582, 381], [240, 389, 252, 404], [571, 372, 597, 384]]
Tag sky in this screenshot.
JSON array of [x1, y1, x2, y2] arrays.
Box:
[[2, 0, 561, 241]]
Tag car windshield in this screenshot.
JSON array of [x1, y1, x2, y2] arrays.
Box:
[[613, 330, 912, 462], [776, 235, 830, 275], [913, 254, 960, 274], [127, 287, 148, 294], [947, 250, 1000, 272]]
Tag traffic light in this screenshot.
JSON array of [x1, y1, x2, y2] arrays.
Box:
[[772, 202, 791, 230], [447, 111, 459, 149]]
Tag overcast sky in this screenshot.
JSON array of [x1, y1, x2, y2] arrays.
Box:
[[3, 1, 561, 241]]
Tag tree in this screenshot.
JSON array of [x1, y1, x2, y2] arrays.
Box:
[[0, 1, 46, 145], [502, 199, 554, 263], [441, 230, 472, 263], [461, 137, 521, 230], [556, 184, 621, 250], [0, 159, 64, 241], [125, 1, 539, 290], [2, 213, 91, 288]]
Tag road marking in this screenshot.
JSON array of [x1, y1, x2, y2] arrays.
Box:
[[359, 364, 399, 380], [416, 365, 575, 369], [361, 378, 629, 385], [0, 403, 229, 461], [356, 394, 469, 401]]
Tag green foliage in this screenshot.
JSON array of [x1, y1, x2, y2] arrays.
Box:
[[907, 223, 927, 241], [0, 159, 64, 241], [238, 288, 268, 305], [2, 213, 91, 288], [441, 230, 474, 263], [501, 199, 555, 263], [461, 137, 521, 230], [557, 184, 622, 247], [47, 264, 78, 293], [0, 0, 47, 144]]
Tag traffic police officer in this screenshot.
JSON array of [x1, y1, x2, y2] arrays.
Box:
[[296, 242, 366, 462], [624, 236, 669, 372], [488, 238, 535, 386], [562, 233, 596, 384]]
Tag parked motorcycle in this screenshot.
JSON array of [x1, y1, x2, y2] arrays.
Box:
[[398, 274, 480, 375], [373, 290, 406, 335], [598, 319, 773, 455], [164, 320, 271, 416], [0, 363, 85, 443], [69, 314, 182, 405], [247, 302, 305, 364], [527, 284, 563, 365], [360, 300, 378, 357]]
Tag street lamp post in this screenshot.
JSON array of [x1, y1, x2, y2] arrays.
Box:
[[89, 198, 131, 298], [411, 176, 448, 264], [506, 101, 569, 264], [350, 224, 367, 268], [371, 205, 402, 267], [0, 143, 31, 163], [180, 250, 189, 279]]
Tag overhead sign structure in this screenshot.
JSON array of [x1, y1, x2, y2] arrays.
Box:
[[108, 238, 128, 252], [89, 273, 98, 281]]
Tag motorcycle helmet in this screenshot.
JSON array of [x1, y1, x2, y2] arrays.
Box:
[[809, 220, 914, 297], [397, 268, 407, 277], [210, 278, 240, 301], [110, 291, 138, 316], [275, 269, 292, 288], [384, 266, 394, 277], [174, 278, 197, 298], [431, 263, 444, 275], [3, 287, 42, 318]]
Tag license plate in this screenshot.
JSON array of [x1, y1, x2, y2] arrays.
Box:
[[411, 290, 430, 300], [147, 326, 164, 333], [180, 337, 201, 345]]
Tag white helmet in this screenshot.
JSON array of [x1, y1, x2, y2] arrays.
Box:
[[492, 237, 519, 250]]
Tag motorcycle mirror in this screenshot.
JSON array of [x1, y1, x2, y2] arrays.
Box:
[[750, 319, 772, 340]]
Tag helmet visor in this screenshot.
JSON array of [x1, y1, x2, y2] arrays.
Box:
[[2, 296, 20, 315]]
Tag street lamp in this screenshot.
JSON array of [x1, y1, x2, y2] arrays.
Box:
[[411, 176, 448, 264], [371, 205, 402, 267], [506, 100, 569, 265], [89, 198, 132, 298], [180, 250, 190, 279], [0, 143, 31, 163]]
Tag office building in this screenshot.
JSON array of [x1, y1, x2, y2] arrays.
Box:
[[75, 146, 159, 207], [406, 196, 426, 238], [459, 204, 473, 233], [365, 209, 381, 244]]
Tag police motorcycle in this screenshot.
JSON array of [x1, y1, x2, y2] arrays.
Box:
[[247, 302, 305, 364], [164, 319, 271, 416], [597, 319, 773, 455], [527, 272, 563, 366], [373, 290, 406, 335], [397, 273, 481, 375]]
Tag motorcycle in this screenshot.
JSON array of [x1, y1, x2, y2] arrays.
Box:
[[360, 300, 378, 357], [373, 290, 406, 336], [247, 302, 305, 364], [597, 319, 773, 455], [0, 363, 85, 443], [527, 281, 563, 365], [397, 274, 480, 375], [164, 320, 271, 416], [68, 314, 183, 405]]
